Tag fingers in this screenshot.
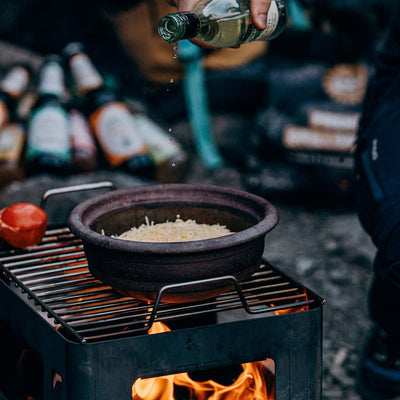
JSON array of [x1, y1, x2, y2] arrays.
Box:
[[250, 0, 272, 30], [170, 0, 272, 29], [174, 0, 198, 11]]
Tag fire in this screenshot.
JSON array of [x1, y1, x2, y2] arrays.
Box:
[[273, 288, 309, 315], [132, 322, 275, 400]]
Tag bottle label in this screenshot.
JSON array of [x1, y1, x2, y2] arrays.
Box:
[[16, 91, 37, 122], [322, 64, 369, 105], [131, 114, 181, 164], [0, 66, 30, 98], [257, 1, 280, 39], [0, 123, 25, 163], [0, 100, 9, 129], [283, 125, 356, 153], [308, 109, 360, 132], [27, 105, 71, 161], [38, 62, 65, 97], [90, 102, 147, 167], [70, 109, 97, 153], [288, 150, 355, 169], [70, 53, 104, 93]]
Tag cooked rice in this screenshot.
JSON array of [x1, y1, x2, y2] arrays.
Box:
[[115, 215, 233, 242]]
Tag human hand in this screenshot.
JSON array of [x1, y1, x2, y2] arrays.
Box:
[[169, 0, 272, 30]]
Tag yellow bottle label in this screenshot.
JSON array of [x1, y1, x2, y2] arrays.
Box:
[[322, 64, 369, 105], [0, 123, 25, 163], [90, 102, 147, 167], [0, 101, 9, 130]]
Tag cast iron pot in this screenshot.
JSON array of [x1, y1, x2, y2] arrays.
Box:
[[68, 183, 279, 303]]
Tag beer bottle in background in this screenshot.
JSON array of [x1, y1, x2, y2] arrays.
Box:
[[131, 113, 188, 183], [0, 123, 26, 188], [26, 55, 71, 175], [158, 0, 287, 48], [0, 64, 31, 130], [62, 42, 155, 178], [69, 108, 98, 172]]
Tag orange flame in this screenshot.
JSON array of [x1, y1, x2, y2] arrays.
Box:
[[132, 322, 275, 400], [273, 288, 309, 315]]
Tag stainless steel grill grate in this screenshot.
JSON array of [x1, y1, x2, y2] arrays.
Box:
[[0, 227, 319, 344]]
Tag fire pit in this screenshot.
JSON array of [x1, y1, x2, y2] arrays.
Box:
[[0, 183, 324, 399], [68, 183, 279, 302], [0, 226, 324, 399]]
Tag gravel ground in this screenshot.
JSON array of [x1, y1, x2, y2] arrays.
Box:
[[265, 199, 375, 399]]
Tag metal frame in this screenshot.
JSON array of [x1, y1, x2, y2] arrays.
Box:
[[0, 227, 324, 400]]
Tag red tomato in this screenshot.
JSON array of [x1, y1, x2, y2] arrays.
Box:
[[0, 203, 47, 248]]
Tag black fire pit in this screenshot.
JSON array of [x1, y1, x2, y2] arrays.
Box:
[[68, 183, 279, 303], [0, 225, 324, 400]]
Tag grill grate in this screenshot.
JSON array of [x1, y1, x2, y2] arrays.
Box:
[[0, 227, 319, 344]]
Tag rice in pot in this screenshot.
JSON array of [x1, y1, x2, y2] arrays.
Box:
[[114, 215, 233, 243]]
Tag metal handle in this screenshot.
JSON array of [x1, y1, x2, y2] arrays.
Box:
[[40, 181, 116, 210]]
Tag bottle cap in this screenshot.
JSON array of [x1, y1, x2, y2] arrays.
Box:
[[62, 42, 86, 59], [43, 54, 64, 65]]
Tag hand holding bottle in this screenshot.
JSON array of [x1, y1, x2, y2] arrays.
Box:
[[172, 0, 271, 29], [159, 0, 286, 48]]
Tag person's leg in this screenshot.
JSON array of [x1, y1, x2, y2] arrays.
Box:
[[355, 72, 400, 399]]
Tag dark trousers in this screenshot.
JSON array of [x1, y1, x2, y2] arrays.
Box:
[[355, 6, 400, 336]]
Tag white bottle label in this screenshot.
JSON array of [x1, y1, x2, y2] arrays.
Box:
[[132, 114, 180, 163], [308, 110, 361, 132], [94, 103, 146, 162], [70, 53, 104, 92], [38, 62, 64, 97], [258, 1, 279, 39], [0, 67, 29, 97], [28, 106, 70, 159], [283, 125, 356, 153]]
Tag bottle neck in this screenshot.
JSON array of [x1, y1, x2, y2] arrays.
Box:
[[68, 52, 104, 94], [37, 61, 66, 98], [158, 12, 200, 42], [0, 66, 30, 98]]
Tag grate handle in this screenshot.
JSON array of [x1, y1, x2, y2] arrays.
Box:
[[143, 276, 255, 333], [40, 181, 116, 210], [142, 274, 319, 333]]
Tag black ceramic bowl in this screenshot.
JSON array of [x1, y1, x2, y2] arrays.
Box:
[[68, 183, 279, 303]]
